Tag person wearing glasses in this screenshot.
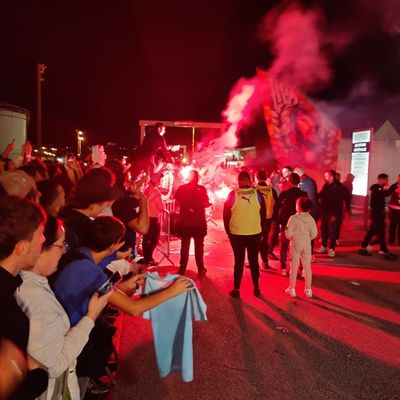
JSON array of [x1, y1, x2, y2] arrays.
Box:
[[50, 215, 194, 396], [16, 217, 111, 400]]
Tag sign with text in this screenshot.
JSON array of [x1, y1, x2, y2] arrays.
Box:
[[351, 129, 372, 196]]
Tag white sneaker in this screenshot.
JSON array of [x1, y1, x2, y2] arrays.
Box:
[[328, 249, 335, 257], [281, 269, 288, 277], [285, 287, 296, 297], [304, 288, 313, 298], [316, 246, 327, 254]]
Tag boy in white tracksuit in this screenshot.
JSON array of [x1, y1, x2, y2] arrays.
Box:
[[285, 197, 318, 297]]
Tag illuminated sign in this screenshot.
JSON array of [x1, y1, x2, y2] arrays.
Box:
[[351, 129, 372, 196]]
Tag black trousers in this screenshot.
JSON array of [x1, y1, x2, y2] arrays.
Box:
[[336, 214, 344, 240], [361, 211, 388, 253], [321, 213, 340, 250], [280, 225, 289, 269], [389, 209, 400, 244], [259, 219, 273, 262], [142, 217, 160, 262], [9, 369, 48, 400], [76, 318, 115, 379], [179, 235, 205, 271], [229, 234, 260, 290], [268, 220, 280, 254]]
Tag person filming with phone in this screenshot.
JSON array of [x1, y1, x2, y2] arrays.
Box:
[[50, 215, 194, 395]]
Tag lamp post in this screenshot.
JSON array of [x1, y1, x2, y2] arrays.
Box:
[[77, 130, 84, 156], [36, 63, 46, 155]]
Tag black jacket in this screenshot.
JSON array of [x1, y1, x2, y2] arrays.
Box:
[[369, 184, 393, 213], [275, 187, 307, 226], [299, 175, 320, 219], [388, 182, 400, 209], [319, 179, 348, 216], [140, 132, 172, 162], [174, 182, 211, 237]]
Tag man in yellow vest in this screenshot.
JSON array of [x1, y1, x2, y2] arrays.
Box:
[[256, 170, 278, 269], [223, 171, 266, 298]]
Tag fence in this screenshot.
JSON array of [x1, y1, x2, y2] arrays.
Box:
[[156, 200, 177, 265]]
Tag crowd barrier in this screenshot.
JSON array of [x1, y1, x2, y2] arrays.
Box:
[[156, 200, 177, 266]]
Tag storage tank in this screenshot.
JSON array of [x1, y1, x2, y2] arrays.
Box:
[[0, 102, 29, 159]]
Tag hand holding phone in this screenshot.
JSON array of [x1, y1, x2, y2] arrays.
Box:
[[97, 271, 122, 296], [87, 290, 114, 321]]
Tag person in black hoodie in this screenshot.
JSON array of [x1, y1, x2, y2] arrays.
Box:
[[274, 173, 306, 276], [358, 173, 398, 260], [316, 170, 348, 258]]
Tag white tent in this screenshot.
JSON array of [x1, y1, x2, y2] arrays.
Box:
[[337, 120, 400, 186]]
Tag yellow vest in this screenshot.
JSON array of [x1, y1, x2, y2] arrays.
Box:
[[229, 188, 262, 235], [256, 185, 275, 219]]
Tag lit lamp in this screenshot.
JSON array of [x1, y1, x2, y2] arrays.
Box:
[[77, 130, 84, 156]]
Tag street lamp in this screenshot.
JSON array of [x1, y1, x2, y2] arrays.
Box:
[[36, 63, 46, 154], [77, 130, 84, 156]]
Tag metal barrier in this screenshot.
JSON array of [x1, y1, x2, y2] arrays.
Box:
[[163, 199, 176, 214], [156, 200, 177, 266]]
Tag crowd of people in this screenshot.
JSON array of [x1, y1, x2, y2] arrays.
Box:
[[1, 123, 399, 399], [0, 132, 194, 399], [222, 165, 399, 299]]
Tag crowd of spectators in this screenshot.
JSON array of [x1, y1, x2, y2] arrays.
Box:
[[1, 136, 399, 399], [0, 139, 194, 399]]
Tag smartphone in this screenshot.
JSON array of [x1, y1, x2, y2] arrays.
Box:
[[97, 271, 122, 296]]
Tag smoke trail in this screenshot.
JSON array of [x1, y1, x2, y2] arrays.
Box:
[[221, 78, 256, 148], [260, 3, 329, 93]]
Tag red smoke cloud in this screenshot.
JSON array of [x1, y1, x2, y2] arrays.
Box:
[[221, 1, 347, 172]]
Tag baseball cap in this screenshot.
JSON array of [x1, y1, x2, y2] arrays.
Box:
[[0, 170, 37, 198]]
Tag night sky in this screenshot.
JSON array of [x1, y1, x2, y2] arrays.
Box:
[[1, 0, 399, 148]]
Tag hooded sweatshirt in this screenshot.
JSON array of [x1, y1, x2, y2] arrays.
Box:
[[285, 212, 318, 245]]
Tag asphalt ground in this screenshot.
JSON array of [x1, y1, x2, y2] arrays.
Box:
[[111, 213, 400, 400]]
